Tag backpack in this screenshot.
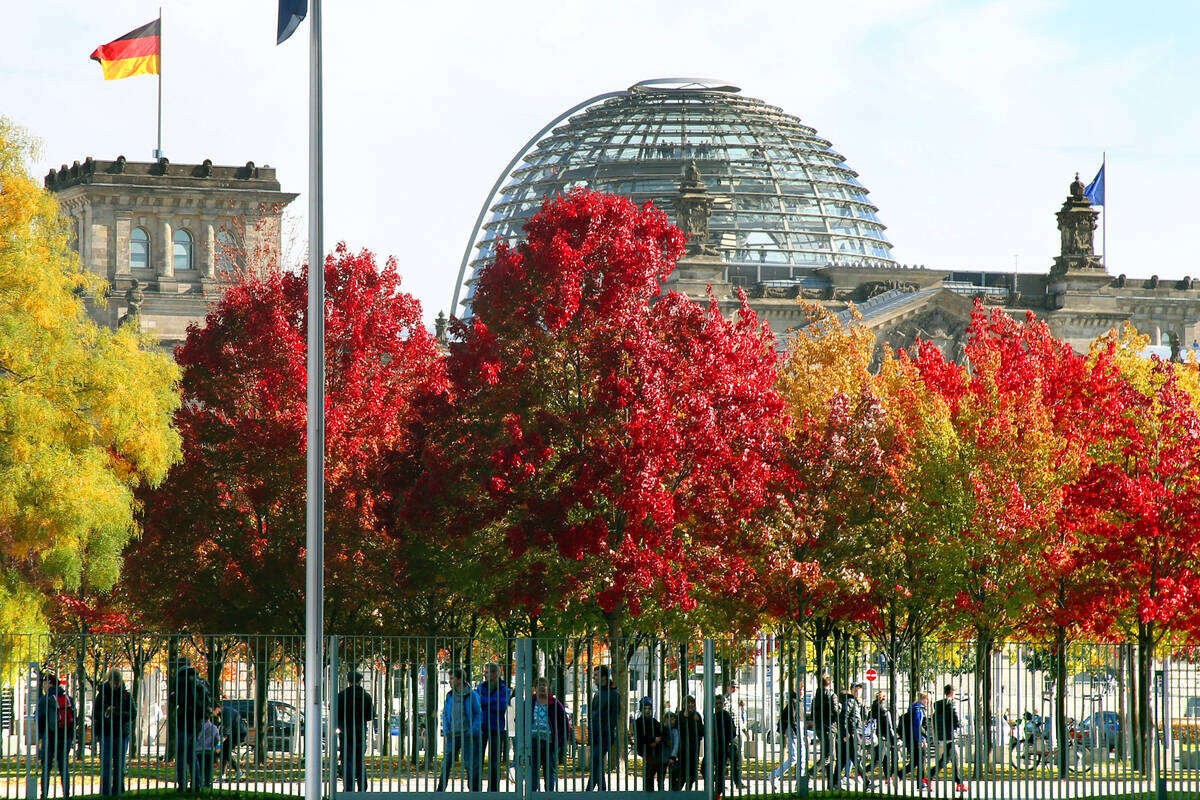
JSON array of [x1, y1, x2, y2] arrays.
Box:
[[897, 708, 913, 745], [56, 692, 75, 732]]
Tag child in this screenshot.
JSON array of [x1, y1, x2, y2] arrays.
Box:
[[194, 707, 223, 790], [663, 711, 681, 791]]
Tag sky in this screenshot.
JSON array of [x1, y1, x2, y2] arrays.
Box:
[[5, 0, 1200, 327]]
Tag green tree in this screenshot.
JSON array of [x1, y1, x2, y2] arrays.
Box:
[[0, 119, 180, 634]]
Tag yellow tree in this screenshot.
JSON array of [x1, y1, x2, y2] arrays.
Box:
[[0, 119, 180, 634]]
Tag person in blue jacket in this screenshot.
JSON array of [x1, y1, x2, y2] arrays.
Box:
[[898, 691, 931, 789], [477, 663, 512, 791], [436, 668, 482, 792]]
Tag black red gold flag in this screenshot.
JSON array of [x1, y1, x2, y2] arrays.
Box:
[[90, 19, 160, 80]]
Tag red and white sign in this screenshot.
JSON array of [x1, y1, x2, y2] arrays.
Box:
[[865, 668, 878, 682]]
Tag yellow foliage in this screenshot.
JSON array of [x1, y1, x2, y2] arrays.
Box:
[[777, 302, 876, 423], [0, 119, 181, 632]]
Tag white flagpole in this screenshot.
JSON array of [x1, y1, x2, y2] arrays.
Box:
[[155, 6, 162, 158], [304, 1, 325, 800], [1102, 151, 1107, 268]]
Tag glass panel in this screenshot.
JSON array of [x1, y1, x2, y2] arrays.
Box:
[[173, 229, 193, 271], [130, 227, 149, 270]]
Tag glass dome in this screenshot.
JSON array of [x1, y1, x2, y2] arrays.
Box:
[[453, 79, 896, 311]]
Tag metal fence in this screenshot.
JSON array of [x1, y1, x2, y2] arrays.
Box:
[[3, 633, 1200, 798]]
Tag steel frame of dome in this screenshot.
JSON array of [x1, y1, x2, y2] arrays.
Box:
[[451, 79, 896, 312]]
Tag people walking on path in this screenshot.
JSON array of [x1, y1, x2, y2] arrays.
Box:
[[169, 661, 210, 793], [36, 673, 72, 800], [217, 696, 246, 781], [94, 669, 135, 796], [932, 684, 967, 793], [812, 675, 839, 786], [868, 689, 899, 784], [584, 664, 620, 791], [837, 682, 871, 790], [712, 695, 737, 799], [771, 691, 802, 784], [436, 668, 482, 792], [633, 697, 666, 792], [899, 691, 931, 790], [663, 711, 680, 789], [529, 677, 570, 792], [194, 707, 222, 790], [336, 670, 376, 792], [674, 696, 704, 791], [477, 663, 511, 792]]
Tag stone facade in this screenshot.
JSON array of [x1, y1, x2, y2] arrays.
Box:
[[665, 171, 1200, 360], [47, 156, 297, 349]]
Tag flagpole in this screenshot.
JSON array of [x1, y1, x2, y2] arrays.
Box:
[[303, 3, 325, 800], [155, 6, 162, 158], [1102, 151, 1107, 268]]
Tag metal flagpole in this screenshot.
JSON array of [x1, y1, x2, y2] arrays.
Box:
[[155, 6, 162, 158], [1102, 151, 1107, 267], [304, 1, 325, 800]]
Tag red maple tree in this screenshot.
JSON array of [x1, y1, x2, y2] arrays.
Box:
[[438, 189, 787, 641]]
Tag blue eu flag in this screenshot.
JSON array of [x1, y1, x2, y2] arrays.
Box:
[[278, 0, 307, 44], [1085, 163, 1105, 207]]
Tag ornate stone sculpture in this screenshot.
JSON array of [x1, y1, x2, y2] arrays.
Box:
[[434, 310, 447, 344], [674, 160, 718, 256], [120, 278, 145, 328], [1051, 173, 1103, 275]]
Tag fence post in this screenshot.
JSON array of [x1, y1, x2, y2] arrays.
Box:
[[703, 640, 714, 800], [25, 655, 36, 800], [515, 638, 532, 799], [328, 635, 338, 799]]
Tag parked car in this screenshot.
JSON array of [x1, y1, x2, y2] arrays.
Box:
[[223, 699, 299, 753], [1079, 710, 1121, 750]]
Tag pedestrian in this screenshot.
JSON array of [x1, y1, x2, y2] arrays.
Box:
[[770, 691, 801, 784], [712, 695, 737, 799], [675, 695, 704, 791], [837, 682, 871, 789], [812, 674, 838, 787], [931, 684, 967, 793], [476, 663, 511, 792], [529, 676, 571, 792], [584, 664, 620, 791], [169, 661, 210, 793], [194, 707, 222, 790], [633, 698, 666, 792], [662, 711, 680, 789], [336, 670, 375, 792], [217, 697, 246, 781], [94, 669, 135, 796], [899, 691, 931, 790], [36, 673, 72, 799], [436, 668, 482, 792], [868, 689, 899, 784]]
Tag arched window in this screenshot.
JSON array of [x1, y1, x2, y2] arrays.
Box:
[[173, 228, 193, 271], [216, 230, 236, 272], [130, 227, 150, 270]]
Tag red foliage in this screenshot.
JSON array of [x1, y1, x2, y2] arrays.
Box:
[[441, 189, 787, 625], [122, 245, 446, 633]]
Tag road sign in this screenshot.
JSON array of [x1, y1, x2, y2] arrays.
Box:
[[865, 668, 878, 682]]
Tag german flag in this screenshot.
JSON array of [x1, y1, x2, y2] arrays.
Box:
[[90, 19, 160, 81]]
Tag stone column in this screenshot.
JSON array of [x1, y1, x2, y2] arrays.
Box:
[[202, 222, 216, 278], [159, 219, 174, 278], [114, 216, 132, 276]]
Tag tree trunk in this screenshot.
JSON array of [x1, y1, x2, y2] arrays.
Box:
[[166, 637, 179, 762], [409, 661, 420, 764], [1054, 626, 1069, 777], [253, 642, 270, 766], [606, 613, 628, 767], [886, 617, 900, 719], [908, 632, 923, 707], [972, 633, 994, 778], [423, 640, 437, 768], [1135, 626, 1155, 776]]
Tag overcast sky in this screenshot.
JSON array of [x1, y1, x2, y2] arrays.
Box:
[[5, 0, 1198, 326]]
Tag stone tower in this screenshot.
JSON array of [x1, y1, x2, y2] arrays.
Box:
[[47, 156, 297, 349], [1051, 173, 1103, 276]]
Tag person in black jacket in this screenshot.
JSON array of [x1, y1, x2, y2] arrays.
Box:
[[94, 670, 135, 796], [169, 662, 210, 792], [36, 673, 71, 800], [836, 683, 871, 790], [217, 696, 246, 781], [868, 690, 898, 783], [336, 671, 376, 792], [675, 696, 705, 791], [930, 684, 966, 792], [585, 665, 621, 791], [633, 698, 666, 791], [711, 695, 737, 799], [812, 675, 838, 787], [770, 691, 801, 784]]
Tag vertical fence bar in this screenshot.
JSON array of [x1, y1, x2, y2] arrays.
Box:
[[328, 635, 338, 799], [703, 639, 714, 800]]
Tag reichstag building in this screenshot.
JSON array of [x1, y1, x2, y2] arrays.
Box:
[[452, 79, 1200, 359]]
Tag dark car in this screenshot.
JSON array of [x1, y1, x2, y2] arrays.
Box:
[[223, 699, 298, 753], [1080, 710, 1121, 750]]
